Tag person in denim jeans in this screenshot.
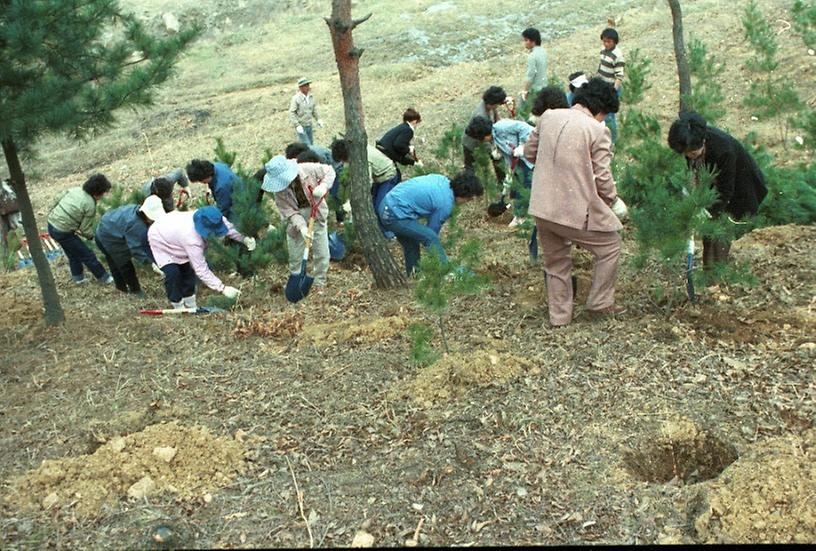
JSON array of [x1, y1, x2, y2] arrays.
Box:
[[377, 172, 483, 276], [46, 174, 113, 284]]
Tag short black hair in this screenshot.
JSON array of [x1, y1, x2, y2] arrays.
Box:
[[601, 28, 619, 44], [82, 173, 111, 196], [330, 139, 348, 162], [296, 150, 322, 164], [252, 168, 267, 183], [573, 77, 620, 116], [403, 108, 422, 123], [464, 116, 493, 140], [532, 86, 569, 116], [150, 177, 174, 199], [668, 111, 708, 153], [482, 86, 507, 106], [449, 170, 484, 198], [185, 159, 215, 182], [567, 71, 586, 92], [522, 27, 541, 46], [285, 142, 310, 159]]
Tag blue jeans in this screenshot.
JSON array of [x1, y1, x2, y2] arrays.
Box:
[[296, 126, 314, 146], [47, 223, 108, 281], [380, 216, 447, 276], [604, 87, 622, 142], [161, 262, 196, 303]]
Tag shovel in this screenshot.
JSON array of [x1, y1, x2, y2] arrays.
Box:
[[139, 306, 224, 315], [487, 158, 517, 217], [284, 217, 316, 303]]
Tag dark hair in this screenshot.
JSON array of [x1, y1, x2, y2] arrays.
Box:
[[482, 86, 507, 106], [573, 77, 619, 116], [252, 168, 267, 183], [567, 71, 586, 92], [185, 159, 215, 182], [83, 173, 112, 196], [600, 28, 619, 44], [296, 150, 322, 164], [464, 116, 493, 140], [285, 142, 310, 159], [532, 86, 569, 116], [403, 108, 421, 123], [522, 27, 541, 45], [330, 139, 348, 162], [668, 111, 708, 153], [450, 171, 484, 198], [136, 209, 151, 224], [150, 177, 174, 199]]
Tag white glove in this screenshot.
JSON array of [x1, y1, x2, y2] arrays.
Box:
[[611, 197, 629, 220], [312, 185, 327, 199], [342, 200, 352, 213], [513, 144, 525, 158], [415, 159, 424, 169], [298, 225, 310, 240], [296, 125, 305, 135], [152, 263, 165, 278], [490, 146, 502, 161], [502, 175, 513, 196], [223, 286, 241, 299], [520, 90, 528, 101], [504, 97, 515, 108], [317, 119, 325, 128], [243, 237, 256, 251], [408, 145, 416, 156]]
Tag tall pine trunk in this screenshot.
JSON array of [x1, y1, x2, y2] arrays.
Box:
[[668, 0, 692, 114], [2, 139, 65, 325], [326, 0, 407, 289]]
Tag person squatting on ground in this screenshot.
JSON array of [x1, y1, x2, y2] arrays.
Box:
[[94, 195, 167, 297], [524, 77, 629, 327], [596, 28, 625, 142], [185, 158, 239, 221], [147, 206, 252, 309], [289, 77, 323, 146], [47, 173, 114, 284], [377, 171, 483, 276], [462, 86, 514, 184], [520, 27, 548, 104], [141, 169, 191, 212], [376, 108, 423, 168], [261, 155, 335, 288], [667, 111, 768, 269]]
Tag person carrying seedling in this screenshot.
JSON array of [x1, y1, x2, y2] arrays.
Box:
[[523, 77, 628, 327], [289, 77, 324, 146], [376, 108, 423, 169], [141, 169, 192, 212], [185, 159, 238, 220], [377, 171, 483, 276], [147, 206, 252, 309], [462, 85, 515, 183], [261, 155, 335, 290], [94, 195, 166, 297], [667, 111, 767, 270], [47, 173, 114, 284]]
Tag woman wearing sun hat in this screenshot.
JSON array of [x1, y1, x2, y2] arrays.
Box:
[[261, 155, 335, 288], [147, 206, 255, 309]]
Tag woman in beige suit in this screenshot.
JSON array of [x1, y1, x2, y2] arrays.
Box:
[[523, 77, 628, 327]]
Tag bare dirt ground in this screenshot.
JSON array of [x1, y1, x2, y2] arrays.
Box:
[[1, 0, 815, 547]]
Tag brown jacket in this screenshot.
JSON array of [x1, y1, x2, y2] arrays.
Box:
[[524, 105, 622, 232]]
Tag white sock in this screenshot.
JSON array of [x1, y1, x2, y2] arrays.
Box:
[[182, 295, 197, 309]]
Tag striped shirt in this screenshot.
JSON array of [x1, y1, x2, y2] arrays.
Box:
[[597, 45, 625, 85]]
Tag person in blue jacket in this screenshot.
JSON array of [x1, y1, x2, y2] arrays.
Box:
[[186, 159, 239, 220], [94, 195, 166, 297], [378, 171, 483, 276]]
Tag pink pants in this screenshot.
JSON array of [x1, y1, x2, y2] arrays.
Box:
[[534, 218, 621, 326]]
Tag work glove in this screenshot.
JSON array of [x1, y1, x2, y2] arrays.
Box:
[[317, 119, 325, 128], [512, 144, 525, 158], [490, 146, 502, 161], [296, 125, 305, 135], [311, 185, 327, 199], [611, 197, 629, 220], [342, 200, 352, 213], [243, 237, 256, 251], [222, 286, 241, 299], [298, 224, 310, 241], [504, 97, 515, 108], [151, 263, 165, 278], [502, 174, 514, 196], [415, 159, 424, 169], [519, 90, 528, 101]]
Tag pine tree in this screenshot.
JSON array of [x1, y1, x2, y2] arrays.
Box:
[[0, 1, 197, 325], [684, 38, 726, 124], [792, 0, 816, 49]]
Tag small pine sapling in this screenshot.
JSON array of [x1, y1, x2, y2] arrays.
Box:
[[684, 38, 727, 124], [408, 322, 440, 367], [214, 137, 238, 168], [792, 0, 816, 49], [98, 185, 147, 218]]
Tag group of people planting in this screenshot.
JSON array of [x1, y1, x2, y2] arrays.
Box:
[[43, 26, 767, 325]]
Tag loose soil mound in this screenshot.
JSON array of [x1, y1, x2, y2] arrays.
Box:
[[693, 429, 816, 544], [396, 350, 532, 407], [300, 315, 408, 346], [6, 422, 246, 518]]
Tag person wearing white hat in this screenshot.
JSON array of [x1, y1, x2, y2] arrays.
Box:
[[289, 77, 323, 145], [94, 195, 167, 297], [261, 155, 335, 288]]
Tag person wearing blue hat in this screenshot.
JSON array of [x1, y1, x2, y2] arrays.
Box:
[[261, 155, 335, 289], [147, 206, 255, 309]]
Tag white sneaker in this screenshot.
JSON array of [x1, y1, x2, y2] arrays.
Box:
[[99, 275, 114, 284], [182, 295, 197, 309], [508, 216, 525, 229]]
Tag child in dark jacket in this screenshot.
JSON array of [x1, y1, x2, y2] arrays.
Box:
[[376, 108, 423, 168]]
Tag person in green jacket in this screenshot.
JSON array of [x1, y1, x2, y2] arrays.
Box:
[[47, 174, 114, 284]]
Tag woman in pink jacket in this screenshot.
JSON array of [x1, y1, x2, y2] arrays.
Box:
[[523, 77, 628, 327], [147, 206, 255, 309]]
